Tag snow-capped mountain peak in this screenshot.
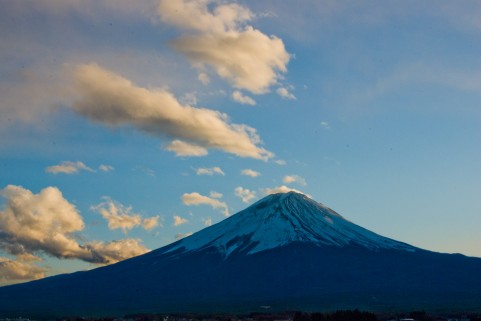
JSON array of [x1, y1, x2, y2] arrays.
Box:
[[166, 192, 415, 257]]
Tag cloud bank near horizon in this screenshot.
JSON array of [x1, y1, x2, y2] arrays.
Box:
[[0, 185, 149, 284]]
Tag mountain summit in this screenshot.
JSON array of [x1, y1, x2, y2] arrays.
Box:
[[1, 192, 481, 317], [167, 192, 414, 257]]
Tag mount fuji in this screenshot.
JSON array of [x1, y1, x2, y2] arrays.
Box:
[[166, 192, 415, 256], [1, 192, 480, 317]]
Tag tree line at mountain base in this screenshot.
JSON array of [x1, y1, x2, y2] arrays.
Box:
[[293, 310, 481, 321], [293, 310, 377, 321], [49, 310, 481, 321]]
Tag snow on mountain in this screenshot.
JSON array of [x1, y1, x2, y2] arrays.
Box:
[[166, 192, 415, 257]]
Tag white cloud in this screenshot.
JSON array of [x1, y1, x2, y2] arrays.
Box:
[[84, 239, 148, 264], [93, 198, 159, 232], [15, 253, 42, 263], [232, 90, 256, 106], [173, 215, 188, 226], [72, 63, 272, 160], [274, 159, 287, 165], [158, 0, 253, 33], [99, 164, 114, 172], [0, 2, 167, 134], [276, 87, 296, 100], [171, 29, 290, 95], [142, 216, 161, 230], [46, 161, 94, 174], [234, 186, 256, 203], [0, 257, 45, 285], [262, 185, 308, 197], [241, 168, 261, 178], [320, 121, 330, 129], [181, 192, 229, 216], [158, 0, 290, 94], [283, 175, 307, 186], [202, 217, 213, 227], [0, 185, 149, 266], [198, 72, 210, 85], [165, 140, 209, 157], [0, 185, 87, 259], [175, 232, 193, 240], [209, 191, 223, 199], [283, 175, 296, 184], [92, 198, 142, 233], [195, 166, 225, 176]]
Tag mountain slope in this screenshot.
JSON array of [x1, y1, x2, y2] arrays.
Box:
[[164, 192, 414, 256], [0, 192, 480, 317]]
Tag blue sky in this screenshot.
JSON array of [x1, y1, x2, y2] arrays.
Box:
[[0, 0, 480, 285]]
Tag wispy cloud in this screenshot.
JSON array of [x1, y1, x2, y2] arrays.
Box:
[[209, 191, 223, 199], [92, 197, 160, 233], [165, 140, 209, 157], [198, 72, 210, 85], [234, 186, 256, 203], [283, 175, 307, 186], [46, 161, 115, 175], [142, 216, 161, 230], [72, 63, 272, 160], [85, 239, 148, 265], [94, 199, 141, 233], [195, 167, 225, 176], [133, 165, 156, 177], [276, 87, 296, 100], [173, 215, 188, 226], [240, 168, 261, 178], [180, 91, 198, 106], [98, 164, 114, 172], [232, 91, 256, 106], [320, 121, 330, 129], [202, 217, 213, 227], [262, 185, 308, 196], [158, 0, 291, 94], [46, 161, 94, 174], [181, 192, 229, 216]]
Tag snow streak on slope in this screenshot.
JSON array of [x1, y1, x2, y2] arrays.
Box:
[[166, 192, 415, 257]]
